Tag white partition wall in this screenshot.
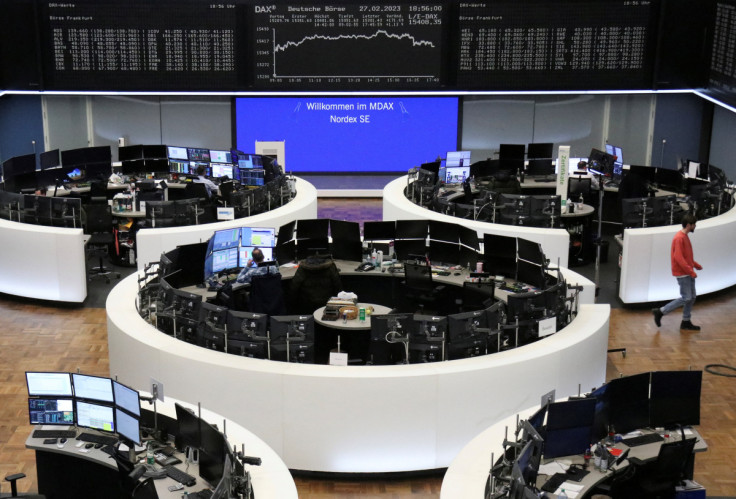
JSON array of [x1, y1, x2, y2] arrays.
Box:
[[382, 176, 571, 268], [619, 196, 736, 303], [135, 177, 317, 269], [0, 219, 86, 302], [108, 272, 608, 473]]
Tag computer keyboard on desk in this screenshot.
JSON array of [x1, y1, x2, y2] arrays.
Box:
[[33, 429, 77, 439], [77, 432, 118, 446], [189, 490, 213, 499], [621, 433, 663, 447], [165, 466, 197, 486], [541, 472, 568, 493]]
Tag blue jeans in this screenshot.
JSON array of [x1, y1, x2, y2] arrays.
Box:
[[660, 276, 696, 321]]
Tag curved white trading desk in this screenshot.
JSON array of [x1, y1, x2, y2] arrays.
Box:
[[26, 394, 297, 498], [135, 177, 317, 270], [0, 218, 87, 303], [108, 271, 608, 474], [619, 191, 736, 303], [383, 176, 571, 268]]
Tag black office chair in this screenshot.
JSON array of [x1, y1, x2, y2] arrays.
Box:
[[250, 272, 286, 316], [1, 473, 45, 499], [402, 262, 445, 314], [608, 437, 697, 499], [83, 203, 121, 284]]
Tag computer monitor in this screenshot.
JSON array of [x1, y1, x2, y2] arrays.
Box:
[[26, 371, 73, 397], [517, 238, 545, 266], [370, 313, 413, 365], [499, 144, 525, 160], [621, 197, 653, 228], [329, 219, 362, 261], [516, 260, 547, 290], [113, 380, 141, 417], [119, 145, 144, 162], [242, 227, 276, 247], [655, 167, 685, 193], [115, 407, 141, 446], [40, 149, 61, 170], [408, 314, 447, 363], [505, 291, 547, 322], [516, 438, 543, 489], [269, 341, 315, 363], [210, 163, 233, 179], [530, 195, 561, 227], [588, 149, 615, 176], [199, 419, 227, 485], [145, 200, 177, 227], [167, 146, 188, 160], [605, 144, 623, 167], [72, 373, 114, 403], [526, 159, 555, 177], [363, 221, 396, 241], [234, 153, 263, 170], [447, 310, 488, 360], [28, 398, 75, 425], [239, 246, 274, 267], [649, 370, 702, 428], [543, 398, 596, 459], [590, 372, 650, 439], [227, 310, 269, 339], [527, 143, 554, 159], [269, 315, 315, 343], [484, 234, 517, 277], [209, 150, 232, 164], [210, 247, 239, 275], [297, 219, 329, 240], [446, 150, 471, 167], [75, 400, 115, 433], [172, 288, 203, 321], [429, 220, 460, 244], [396, 219, 429, 240], [175, 403, 201, 450], [61, 148, 86, 167], [444, 165, 470, 184], [187, 148, 210, 162], [211, 228, 241, 252]]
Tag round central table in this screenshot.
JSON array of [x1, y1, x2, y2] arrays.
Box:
[[313, 303, 393, 363], [313, 303, 393, 330]]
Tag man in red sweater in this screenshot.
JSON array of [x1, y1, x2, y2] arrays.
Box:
[[652, 214, 702, 331]]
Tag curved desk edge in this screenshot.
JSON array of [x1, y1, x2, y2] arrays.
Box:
[[383, 176, 571, 269], [135, 177, 318, 270], [108, 271, 608, 473], [0, 218, 87, 302]]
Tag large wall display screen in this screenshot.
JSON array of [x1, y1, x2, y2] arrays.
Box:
[[456, 0, 659, 90], [708, 1, 736, 107], [235, 97, 458, 173], [251, 3, 446, 89], [38, 2, 243, 91]]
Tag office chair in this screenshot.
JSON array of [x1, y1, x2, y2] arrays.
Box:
[[83, 203, 121, 284], [249, 272, 286, 316], [1, 473, 45, 498], [89, 179, 108, 204], [402, 262, 445, 314], [606, 437, 697, 499]]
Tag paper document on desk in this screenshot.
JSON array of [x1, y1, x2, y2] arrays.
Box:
[[539, 461, 568, 475], [555, 482, 584, 498]]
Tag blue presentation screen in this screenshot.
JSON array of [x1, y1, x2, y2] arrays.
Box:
[[235, 97, 459, 173]]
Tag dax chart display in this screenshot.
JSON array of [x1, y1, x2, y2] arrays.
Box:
[[252, 3, 447, 89]]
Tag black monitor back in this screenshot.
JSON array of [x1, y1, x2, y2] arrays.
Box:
[[396, 219, 429, 240], [363, 221, 396, 241], [649, 370, 702, 428], [484, 234, 517, 277], [527, 143, 554, 159]]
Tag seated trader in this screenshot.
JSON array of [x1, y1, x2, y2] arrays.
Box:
[[236, 248, 279, 285], [194, 165, 218, 198]]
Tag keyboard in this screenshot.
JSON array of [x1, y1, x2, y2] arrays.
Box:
[[165, 466, 197, 487], [541, 472, 568, 493], [621, 433, 664, 447], [77, 432, 118, 446], [32, 429, 76, 439], [189, 490, 213, 499]]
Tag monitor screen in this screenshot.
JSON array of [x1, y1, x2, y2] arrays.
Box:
[[72, 373, 114, 403], [199, 420, 227, 485], [76, 400, 115, 433], [297, 219, 329, 240], [211, 248, 239, 274], [605, 144, 623, 166], [363, 221, 396, 241], [242, 227, 276, 247], [516, 260, 547, 290], [526, 159, 555, 176], [240, 168, 265, 186], [167, 146, 189, 160], [446, 150, 471, 167], [169, 159, 189, 174], [40, 149, 61, 169], [234, 153, 263, 169], [119, 145, 144, 162], [396, 219, 429, 240], [484, 234, 517, 277], [444, 165, 470, 184], [26, 372, 73, 397], [187, 148, 210, 162], [649, 370, 702, 428], [61, 148, 86, 167], [209, 150, 232, 164], [591, 372, 650, 438], [517, 238, 545, 266], [115, 407, 141, 445], [113, 380, 141, 417], [269, 315, 315, 343], [527, 143, 554, 159], [543, 398, 596, 459], [239, 246, 274, 267], [175, 403, 201, 449], [210, 163, 233, 179], [212, 228, 241, 251], [29, 398, 75, 425]]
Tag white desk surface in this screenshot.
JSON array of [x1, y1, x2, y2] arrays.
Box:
[[313, 303, 393, 331]]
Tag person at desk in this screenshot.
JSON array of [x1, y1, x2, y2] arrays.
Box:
[[193, 165, 217, 198], [235, 248, 279, 285], [652, 214, 702, 331]]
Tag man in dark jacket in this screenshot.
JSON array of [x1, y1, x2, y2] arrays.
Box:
[[290, 254, 342, 314]]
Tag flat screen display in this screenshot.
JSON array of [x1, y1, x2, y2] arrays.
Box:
[[113, 380, 141, 417], [446, 151, 471, 167], [209, 150, 231, 164], [76, 400, 115, 433], [239, 246, 274, 267], [211, 248, 239, 273], [72, 373, 114, 403], [212, 228, 240, 251], [210, 164, 233, 178], [444, 166, 470, 184], [29, 398, 75, 425], [26, 372, 73, 397], [235, 97, 458, 173], [242, 227, 276, 247], [115, 407, 141, 445], [167, 146, 188, 160]]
